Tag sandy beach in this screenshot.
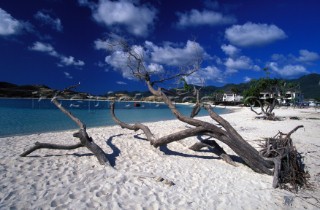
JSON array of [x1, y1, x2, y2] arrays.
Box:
[[0, 106, 319, 209]]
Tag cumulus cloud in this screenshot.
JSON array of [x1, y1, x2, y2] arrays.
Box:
[[271, 49, 319, 67], [0, 8, 23, 35], [176, 9, 236, 28], [297, 49, 320, 63], [147, 63, 164, 74], [185, 66, 223, 85], [60, 56, 85, 67], [225, 22, 287, 47], [94, 39, 111, 50], [29, 41, 59, 57], [29, 41, 85, 67], [34, 11, 63, 32], [269, 62, 309, 77], [96, 39, 209, 80], [221, 44, 239, 57], [224, 56, 260, 73], [104, 50, 135, 79], [81, 0, 157, 37], [145, 40, 207, 66]]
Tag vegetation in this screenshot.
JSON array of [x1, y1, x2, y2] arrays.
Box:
[[1, 74, 319, 100]]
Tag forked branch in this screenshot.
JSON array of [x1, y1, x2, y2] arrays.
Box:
[[21, 88, 110, 166]]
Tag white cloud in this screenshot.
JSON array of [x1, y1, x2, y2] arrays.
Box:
[[297, 49, 320, 62], [145, 40, 207, 66], [60, 56, 85, 67], [116, 81, 127, 85], [147, 63, 164, 74], [221, 44, 239, 57], [225, 22, 287, 47], [0, 8, 22, 35], [177, 9, 236, 28], [98, 39, 209, 80], [64, 72, 73, 79], [271, 53, 287, 62], [29, 41, 59, 57], [269, 62, 309, 77], [29, 41, 85, 67], [225, 56, 251, 70], [224, 56, 260, 73], [244, 76, 252, 82], [185, 66, 223, 85], [87, 0, 156, 37], [34, 11, 63, 32], [105, 50, 134, 79], [94, 39, 110, 50]]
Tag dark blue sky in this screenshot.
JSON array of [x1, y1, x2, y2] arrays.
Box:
[[1, 0, 319, 95]]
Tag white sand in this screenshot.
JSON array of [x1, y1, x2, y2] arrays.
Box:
[[0, 107, 319, 209]]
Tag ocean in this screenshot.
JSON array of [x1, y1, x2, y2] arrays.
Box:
[[0, 98, 229, 137]]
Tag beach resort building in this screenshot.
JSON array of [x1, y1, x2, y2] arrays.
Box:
[[222, 92, 243, 102], [282, 90, 304, 105], [258, 89, 303, 105]]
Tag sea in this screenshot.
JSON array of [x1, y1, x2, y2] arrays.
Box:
[[0, 98, 229, 137]]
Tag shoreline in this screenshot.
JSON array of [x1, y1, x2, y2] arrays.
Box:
[[0, 106, 234, 138], [0, 107, 319, 209], [0, 100, 234, 138]]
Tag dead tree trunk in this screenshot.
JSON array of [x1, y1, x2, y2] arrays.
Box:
[[21, 90, 110, 166], [112, 80, 309, 189], [111, 79, 274, 175], [246, 97, 279, 120], [106, 38, 309, 189]]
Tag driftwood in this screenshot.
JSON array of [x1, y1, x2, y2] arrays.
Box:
[[19, 39, 310, 191], [108, 39, 309, 190], [246, 97, 279, 120], [112, 78, 274, 175], [20, 87, 109, 166], [112, 81, 309, 189], [259, 125, 310, 191]]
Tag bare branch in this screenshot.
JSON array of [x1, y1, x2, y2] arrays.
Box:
[[20, 142, 83, 157]]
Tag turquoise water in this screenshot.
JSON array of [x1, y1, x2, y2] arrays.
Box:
[[0, 99, 229, 137]]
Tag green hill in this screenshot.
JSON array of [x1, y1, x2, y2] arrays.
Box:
[[1, 73, 319, 100], [288, 73, 320, 99]]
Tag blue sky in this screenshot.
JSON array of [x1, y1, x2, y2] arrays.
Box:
[[1, 0, 319, 95]]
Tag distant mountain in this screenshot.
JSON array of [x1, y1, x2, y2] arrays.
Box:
[[198, 73, 320, 100], [0, 82, 91, 99], [1, 73, 319, 100], [287, 73, 320, 99]]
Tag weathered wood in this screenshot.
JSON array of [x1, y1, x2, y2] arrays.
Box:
[[20, 142, 83, 157], [138, 80, 274, 174], [190, 102, 201, 118], [109, 39, 308, 190], [189, 139, 237, 166], [111, 101, 207, 147], [259, 125, 308, 191], [110, 102, 155, 143], [246, 97, 278, 120], [21, 96, 110, 166]]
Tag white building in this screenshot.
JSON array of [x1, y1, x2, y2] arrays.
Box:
[[282, 91, 303, 104], [222, 92, 243, 102], [258, 90, 303, 105]]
